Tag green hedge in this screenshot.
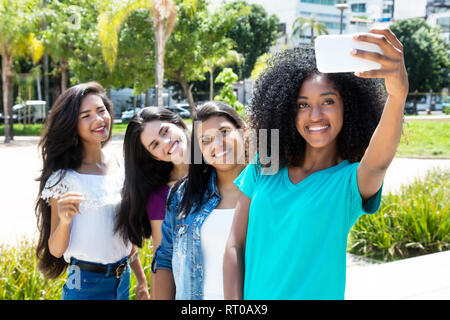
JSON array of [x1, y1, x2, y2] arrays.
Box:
[[443, 106, 450, 115], [0, 239, 154, 300], [348, 169, 450, 262]]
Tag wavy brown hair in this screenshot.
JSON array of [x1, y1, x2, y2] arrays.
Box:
[[35, 82, 114, 279]]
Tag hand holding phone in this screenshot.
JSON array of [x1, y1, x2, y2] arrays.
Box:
[[315, 34, 383, 73]]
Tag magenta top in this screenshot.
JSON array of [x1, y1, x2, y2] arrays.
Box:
[[146, 184, 171, 221]]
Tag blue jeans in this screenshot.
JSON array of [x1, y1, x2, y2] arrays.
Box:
[[62, 257, 130, 300]]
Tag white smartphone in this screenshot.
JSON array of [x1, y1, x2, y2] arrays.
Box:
[[315, 34, 383, 73]]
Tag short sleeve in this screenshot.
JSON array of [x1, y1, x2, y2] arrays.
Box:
[[40, 170, 70, 205], [348, 163, 383, 228], [234, 162, 261, 199], [151, 185, 181, 273], [146, 185, 170, 221]]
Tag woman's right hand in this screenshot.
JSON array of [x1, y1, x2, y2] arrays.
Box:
[[56, 192, 85, 225]]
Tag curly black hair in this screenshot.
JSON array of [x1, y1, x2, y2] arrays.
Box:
[[247, 46, 386, 168]]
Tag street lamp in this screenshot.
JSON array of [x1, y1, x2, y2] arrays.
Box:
[[335, 1, 348, 34]]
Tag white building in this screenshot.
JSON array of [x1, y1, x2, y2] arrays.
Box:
[[209, 0, 396, 48], [426, 0, 450, 42], [393, 0, 427, 19]]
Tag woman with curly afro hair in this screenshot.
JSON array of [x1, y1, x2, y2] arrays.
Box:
[[224, 27, 409, 300]]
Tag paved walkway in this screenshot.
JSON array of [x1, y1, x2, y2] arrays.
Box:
[[0, 135, 449, 299], [346, 251, 450, 299]]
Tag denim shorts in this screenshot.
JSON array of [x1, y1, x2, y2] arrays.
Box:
[[62, 257, 130, 300]]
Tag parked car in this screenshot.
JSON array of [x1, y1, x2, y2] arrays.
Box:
[[0, 113, 18, 123], [121, 107, 142, 122], [174, 103, 190, 112], [166, 105, 190, 119], [12, 100, 47, 123]]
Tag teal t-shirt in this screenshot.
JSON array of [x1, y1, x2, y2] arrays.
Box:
[[234, 160, 382, 300]]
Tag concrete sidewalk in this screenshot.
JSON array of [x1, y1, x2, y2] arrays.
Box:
[[345, 251, 450, 300]]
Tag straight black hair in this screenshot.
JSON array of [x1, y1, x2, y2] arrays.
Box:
[[168, 101, 246, 218], [115, 107, 188, 247]]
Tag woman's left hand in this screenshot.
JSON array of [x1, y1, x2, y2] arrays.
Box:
[[351, 27, 409, 101], [135, 281, 150, 300]]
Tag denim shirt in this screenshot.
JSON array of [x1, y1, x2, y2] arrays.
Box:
[[151, 169, 221, 300]]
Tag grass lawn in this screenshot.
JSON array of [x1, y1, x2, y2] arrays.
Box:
[[112, 119, 192, 134], [0, 123, 44, 136], [2, 119, 448, 158], [0, 119, 193, 136], [396, 120, 450, 157]]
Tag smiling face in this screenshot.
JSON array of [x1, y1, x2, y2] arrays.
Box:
[[295, 74, 344, 151], [77, 93, 111, 144], [197, 116, 245, 171], [140, 120, 188, 164]]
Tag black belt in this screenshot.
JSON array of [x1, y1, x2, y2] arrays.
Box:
[[71, 258, 128, 279]]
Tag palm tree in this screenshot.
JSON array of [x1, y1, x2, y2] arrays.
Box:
[[0, 0, 43, 143], [98, 0, 197, 107], [42, 2, 84, 93], [292, 14, 328, 45]]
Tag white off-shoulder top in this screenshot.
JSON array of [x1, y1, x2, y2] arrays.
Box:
[[41, 167, 132, 264]]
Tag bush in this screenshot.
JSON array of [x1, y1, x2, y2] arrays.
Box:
[[0, 239, 154, 300], [444, 106, 450, 115], [348, 169, 450, 262], [214, 68, 244, 111]]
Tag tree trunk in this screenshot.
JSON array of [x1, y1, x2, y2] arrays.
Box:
[[2, 53, 14, 143], [43, 54, 50, 117], [7, 70, 14, 140], [60, 59, 68, 93], [156, 20, 165, 107], [180, 78, 195, 118], [413, 95, 418, 115], [145, 88, 151, 106], [209, 68, 215, 101]]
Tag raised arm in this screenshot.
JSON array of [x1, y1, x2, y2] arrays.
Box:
[[223, 191, 250, 300], [351, 27, 409, 200]]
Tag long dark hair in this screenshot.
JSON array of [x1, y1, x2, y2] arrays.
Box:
[[169, 101, 246, 219], [35, 82, 114, 279], [115, 107, 188, 247]]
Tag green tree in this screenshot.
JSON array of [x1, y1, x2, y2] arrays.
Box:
[[164, 0, 232, 116], [214, 67, 242, 111], [250, 52, 272, 81], [114, 9, 156, 95], [0, 0, 43, 143], [292, 14, 328, 45], [220, 0, 280, 80], [67, 2, 155, 101], [42, 0, 88, 92], [67, 0, 113, 88], [98, 0, 197, 107], [204, 42, 242, 101], [390, 19, 450, 112]]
